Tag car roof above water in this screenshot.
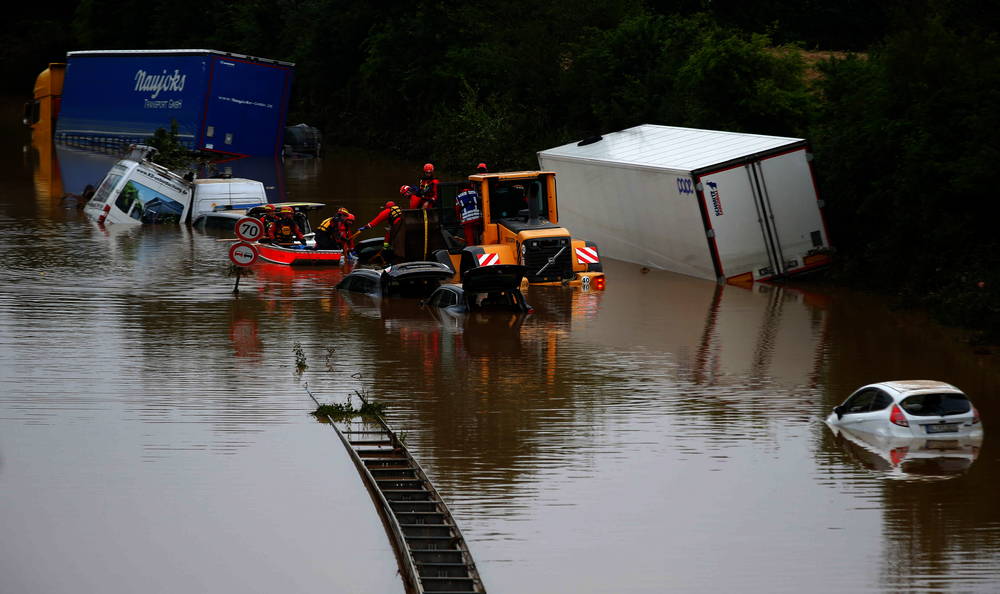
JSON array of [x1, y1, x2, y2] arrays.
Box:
[[877, 380, 962, 395]]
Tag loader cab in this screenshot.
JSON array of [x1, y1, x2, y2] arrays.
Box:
[[479, 172, 556, 226]]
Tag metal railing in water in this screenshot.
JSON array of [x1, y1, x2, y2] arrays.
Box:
[[305, 386, 486, 594]]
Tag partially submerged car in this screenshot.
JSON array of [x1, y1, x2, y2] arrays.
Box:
[[827, 380, 982, 439], [336, 261, 454, 298], [283, 123, 322, 157], [423, 264, 531, 314]]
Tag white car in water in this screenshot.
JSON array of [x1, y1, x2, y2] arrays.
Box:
[[827, 380, 983, 439]]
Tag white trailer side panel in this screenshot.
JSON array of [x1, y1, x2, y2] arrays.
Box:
[[543, 156, 716, 280]]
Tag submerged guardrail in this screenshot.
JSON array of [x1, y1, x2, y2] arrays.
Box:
[[306, 386, 486, 594]]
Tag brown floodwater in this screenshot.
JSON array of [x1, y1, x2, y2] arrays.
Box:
[[3, 99, 1000, 593]]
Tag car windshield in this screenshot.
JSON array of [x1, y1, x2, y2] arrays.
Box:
[[468, 290, 522, 311], [900, 393, 971, 416]]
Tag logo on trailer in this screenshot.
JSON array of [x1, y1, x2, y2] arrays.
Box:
[[576, 246, 599, 265], [477, 253, 500, 266], [707, 181, 724, 216], [134, 69, 187, 99]]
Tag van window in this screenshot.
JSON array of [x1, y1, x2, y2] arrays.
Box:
[[91, 174, 122, 204], [113, 180, 186, 224]]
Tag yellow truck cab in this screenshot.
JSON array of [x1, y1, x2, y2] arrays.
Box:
[[24, 63, 66, 138], [449, 171, 604, 288]]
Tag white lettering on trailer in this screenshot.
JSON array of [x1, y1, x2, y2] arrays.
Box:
[[216, 96, 274, 110], [134, 69, 187, 99]]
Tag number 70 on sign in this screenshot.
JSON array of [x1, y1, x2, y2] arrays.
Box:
[[235, 217, 265, 241]]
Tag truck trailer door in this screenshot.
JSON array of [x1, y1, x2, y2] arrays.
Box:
[[751, 148, 829, 274], [696, 165, 782, 281], [201, 56, 293, 156]]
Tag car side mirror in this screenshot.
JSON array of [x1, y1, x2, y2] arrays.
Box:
[[834, 405, 845, 420]]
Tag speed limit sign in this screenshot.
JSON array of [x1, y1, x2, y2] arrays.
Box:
[[229, 241, 259, 267], [234, 216, 265, 242]]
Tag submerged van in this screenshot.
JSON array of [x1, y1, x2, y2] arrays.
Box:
[[84, 145, 266, 226]]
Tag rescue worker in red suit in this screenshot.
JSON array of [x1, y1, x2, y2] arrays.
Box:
[[268, 206, 307, 246], [358, 201, 403, 248], [415, 163, 439, 209], [314, 207, 354, 251], [401, 185, 422, 210], [258, 204, 278, 230], [333, 208, 356, 253], [455, 181, 483, 246]]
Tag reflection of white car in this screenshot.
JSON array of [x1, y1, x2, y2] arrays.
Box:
[[827, 424, 982, 479], [827, 380, 983, 439]]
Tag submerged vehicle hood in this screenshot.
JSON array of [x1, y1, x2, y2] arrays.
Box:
[[461, 264, 526, 293]]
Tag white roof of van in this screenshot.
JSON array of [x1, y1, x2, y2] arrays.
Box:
[[538, 124, 804, 173]]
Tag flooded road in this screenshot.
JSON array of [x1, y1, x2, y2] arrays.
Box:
[[4, 99, 1000, 593]]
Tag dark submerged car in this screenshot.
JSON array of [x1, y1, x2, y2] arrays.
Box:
[[336, 261, 454, 298], [424, 265, 531, 313], [283, 123, 322, 157]]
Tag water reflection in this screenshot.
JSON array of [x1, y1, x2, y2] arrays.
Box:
[[827, 425, 982, 480], [6, 104, 1000, 592]]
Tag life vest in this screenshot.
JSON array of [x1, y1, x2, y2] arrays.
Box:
[[273, 218, 301, 242], [387, 204, 402, 224], [418, 177, 438, 203], [455, 189, 482, 222], [316, 217, 335, 232]]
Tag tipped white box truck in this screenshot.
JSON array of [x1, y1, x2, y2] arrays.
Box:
[[537, 124, 832, 284]]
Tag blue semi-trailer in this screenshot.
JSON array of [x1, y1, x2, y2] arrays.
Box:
[[53, 49, 294, 157]]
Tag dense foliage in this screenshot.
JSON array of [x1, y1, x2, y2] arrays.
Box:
[[3, 0, 999, 339]]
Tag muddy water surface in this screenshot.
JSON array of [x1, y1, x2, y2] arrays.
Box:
[[3, 100, 1000, 593]]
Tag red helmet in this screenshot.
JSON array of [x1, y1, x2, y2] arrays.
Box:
[[423, 163, 434, 174], [280, 206, 294, 215], [346, 213, 356, 222], [399, 185, 411, 196], [336, 207, 350, 216], [477, 162, 487, 172], [263, 204, 275, 211], [385, 201, 396, 209]]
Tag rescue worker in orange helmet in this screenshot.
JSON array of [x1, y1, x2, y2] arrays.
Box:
[[415, 162, 439, 209], [358, 201, 403, 247], [333, 207, 356, 253], [257, 203, 278, 230], [315, 207, 353, 251], [401, 184, 422, 210], [268, 206, 307, 246]]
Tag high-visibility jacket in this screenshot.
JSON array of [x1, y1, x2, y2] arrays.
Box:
[[366, 204, 402, 229], [316, 217, 335, 232], [269, 217, 305, 243], [455, 188, 482, 222]]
